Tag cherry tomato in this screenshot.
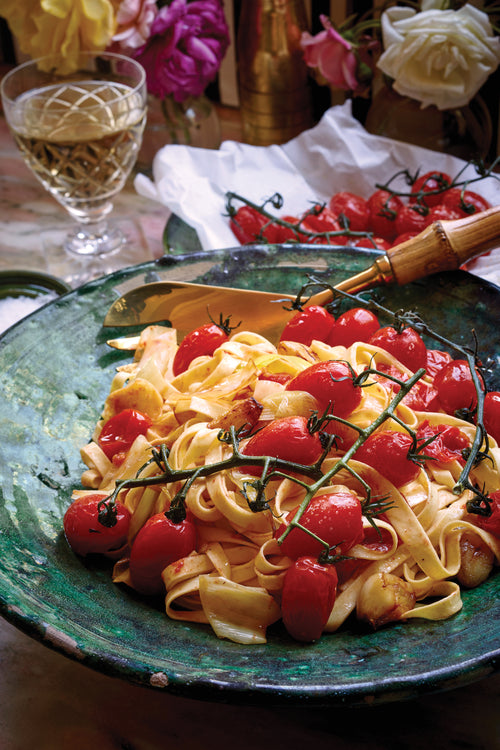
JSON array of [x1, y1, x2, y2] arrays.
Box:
[[63, 494, 131, 558], [354, 430, 421, 487], [416, 420, 469, 463], [98, 409, 152, 461], [395, 203, 428, 236], [373, 363, 439, 412], [241, 416, 324, 475], [280, 556, 338, 642], [425, 204, 462, 225], [433, 359, 482, 415], [410, 171, 451, 207], [285, 360, 362, 418], [229, 205, 267, 244], [300, 205, 346, 244], [367, 189, 404, 240], [426, 349, 453, 379], [474, 490, 500, 538], [483, 391, 500, 444], [263, 216, 304, 243], [328, 191, 370, 232], [327, 307, 380, 348], [352, 235, 391, 251], [368, 325, 427, 372], [276, 491, 364, 559], [173, 319, 231, 376], [441, 188, 491, 216], [391, 231, 419, 246], [129, 511, 197, 595], [280, 305, 335, 346]]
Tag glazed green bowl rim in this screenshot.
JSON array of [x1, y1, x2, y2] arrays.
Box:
[[0, 244, 499, 708]]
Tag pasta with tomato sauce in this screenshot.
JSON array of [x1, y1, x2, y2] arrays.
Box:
[[67, 312, 500, 644]]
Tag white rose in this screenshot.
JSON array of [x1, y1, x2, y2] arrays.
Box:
[[377, 4, 500, 110]]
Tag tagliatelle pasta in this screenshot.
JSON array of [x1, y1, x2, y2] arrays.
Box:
[[74, 318, 500, 645]]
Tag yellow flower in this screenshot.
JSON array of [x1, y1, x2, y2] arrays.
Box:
[[1, 0, 118, 72]]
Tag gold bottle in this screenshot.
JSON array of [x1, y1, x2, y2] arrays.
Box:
[[237, 0, 313, 146]]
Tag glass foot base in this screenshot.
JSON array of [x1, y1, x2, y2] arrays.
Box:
[[64, 224, 125, 257]]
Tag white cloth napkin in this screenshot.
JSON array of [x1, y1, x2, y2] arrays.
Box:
[[135, 101, 500, 285]]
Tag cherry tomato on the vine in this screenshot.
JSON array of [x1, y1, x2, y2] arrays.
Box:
[[276, 491, 364, 559], [241, 416, 324, 475], [368, 325, 427, 372], [98, 409, 152, 461], [410, 171, 451, 207], [416, 420, 469, 464], [433, 359, 482, 415], [263, 216, 304, 243], [474, 490, 500, 538], [373, 363, 439, 412], [425, 349, 453, 379], [280, 556, 338, 642], [173, 318, 232, 376], [328, 191, 370, 232], [129, 511, 197, 595], [483, 391, 500, 444], [425, 204, 462, 224], [229, 205, 267, 244], [441, 188, 491, 217], [391, 231, 419, 247], [280, 305, 335, 346], [63, 494, 131, 558], [352, 235, 391, 251], [354, 430, 421, 487], [367, 189, 404, 240], [299, 205, 346, 244], [327, 307, 380, 348], [395, 203, 428, 236], [285, 360, 362, 418]]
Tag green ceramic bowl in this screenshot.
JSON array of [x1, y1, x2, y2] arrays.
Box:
[[0, 245, 499, 707]]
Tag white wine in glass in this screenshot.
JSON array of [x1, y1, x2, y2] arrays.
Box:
[[1, 52, 147, 257]]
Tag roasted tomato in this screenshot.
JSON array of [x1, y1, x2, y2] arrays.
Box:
[[63, 494, 131, 558], [354, 430, 421, 487], [98, 409, 152, 461], [327, 307, 380, 348], [280, 305, 335, 346], [241, 416, 324, 475], [433, 359, 482, 415], [285, 360, 362, 418], [276, 491, 364, 559], [280, 556, 338, 642], [368, 325, 427, 372], [173, 318, 232, 376], [129, 511, 197, 595]]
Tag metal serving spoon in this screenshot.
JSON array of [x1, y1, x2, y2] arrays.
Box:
[[104, 207, 500, 347]]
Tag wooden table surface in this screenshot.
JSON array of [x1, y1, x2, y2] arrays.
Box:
[[0, 88, 499, 750]]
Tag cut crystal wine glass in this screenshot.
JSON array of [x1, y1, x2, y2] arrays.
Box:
[[1, 52, 147, 258]]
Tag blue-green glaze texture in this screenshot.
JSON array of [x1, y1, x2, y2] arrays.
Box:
[[0, 245, 498, 707]]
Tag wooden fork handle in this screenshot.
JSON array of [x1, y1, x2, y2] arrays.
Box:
[[387, 205, 500, 286]]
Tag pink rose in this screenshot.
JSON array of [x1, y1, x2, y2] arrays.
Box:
[[301, 15, 358, 91], [132, 0, 230, 101], [112, 0, 157, 51]]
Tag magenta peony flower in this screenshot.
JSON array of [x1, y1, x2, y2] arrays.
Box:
[[132, 0, 230, 102], [301, 15, 359, 92]]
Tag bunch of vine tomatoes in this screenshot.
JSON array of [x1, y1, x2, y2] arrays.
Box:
[[229, 170, 491, 251]]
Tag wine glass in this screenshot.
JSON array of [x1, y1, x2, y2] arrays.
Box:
[[1, 52, 147, 258]]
